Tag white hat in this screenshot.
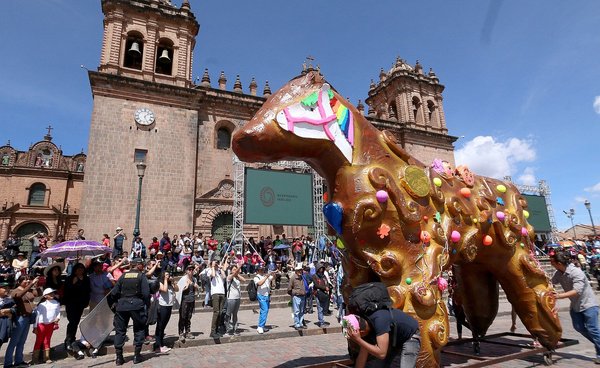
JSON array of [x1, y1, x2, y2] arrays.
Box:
[[42, 288, 56, 297], [116, 226, 123, 231], [295, 263, 303, 271]]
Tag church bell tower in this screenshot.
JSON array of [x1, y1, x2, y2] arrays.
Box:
[[98, 0, 199, 87]]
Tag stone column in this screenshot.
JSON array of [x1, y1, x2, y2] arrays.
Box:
[[0, 219, 8, 244]]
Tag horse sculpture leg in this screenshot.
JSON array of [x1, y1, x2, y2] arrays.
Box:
[[455, 263, 499, 346], [494, 251, 562, 349]]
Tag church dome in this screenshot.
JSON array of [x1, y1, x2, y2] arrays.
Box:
[[389, 56, 413, 74]]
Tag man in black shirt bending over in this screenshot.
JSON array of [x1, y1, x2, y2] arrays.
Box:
[[345, 309, 420, 368]]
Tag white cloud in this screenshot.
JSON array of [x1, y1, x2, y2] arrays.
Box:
[[585, 182, 600, 193], [517, 167, 536, 186], [454, 136, 536, 179], [575, 196, 587, 203], [594, 96, 600, 115]]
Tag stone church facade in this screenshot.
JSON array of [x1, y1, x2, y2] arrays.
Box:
[[0, 130, 86, 244], [79, 0, 456, 242]]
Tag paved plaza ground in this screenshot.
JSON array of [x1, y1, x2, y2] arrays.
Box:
[[4, 296, 597, 368]]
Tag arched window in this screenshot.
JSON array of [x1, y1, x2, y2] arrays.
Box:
[[412, 96, 422, 123], [155, 38, 174, 75], [388, 103, 398, 121], [217, 127, 231, 150], [124, 32, 144, 70], [28, 183, 46, 206], [427, 100, 436, 126]]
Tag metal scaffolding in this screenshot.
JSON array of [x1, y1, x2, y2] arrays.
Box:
[[505, 177, 559, 243], [231, 155, 327, 245]]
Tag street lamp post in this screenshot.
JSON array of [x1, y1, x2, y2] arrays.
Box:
[[584, 200, 598, 238], [133, 161, 147, 238], [563, 209, 576, 239]]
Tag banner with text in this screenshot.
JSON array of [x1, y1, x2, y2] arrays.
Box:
[[244, 168, 314, 226]]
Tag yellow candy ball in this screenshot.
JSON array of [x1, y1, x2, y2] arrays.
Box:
[[523, 210, 530, 219], [433, 177, 442, 187], [496, 184, 507, 193]]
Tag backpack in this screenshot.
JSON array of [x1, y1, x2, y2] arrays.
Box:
[[348, 282, 393, 316], [246, 280, 258, 301]]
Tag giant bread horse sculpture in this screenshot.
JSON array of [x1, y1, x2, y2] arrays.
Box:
[[232, 71, 562, 367]]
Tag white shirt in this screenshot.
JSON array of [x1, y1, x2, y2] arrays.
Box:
[[254, 274, 272, 297], [36, 299, 61, 324], [158, 284, 176, 307], [210, 269, 225, 295]]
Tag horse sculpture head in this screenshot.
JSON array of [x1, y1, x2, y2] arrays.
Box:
[[233, 71, 363, 182]]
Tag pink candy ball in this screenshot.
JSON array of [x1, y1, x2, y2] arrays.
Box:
[[496, 211, 505, 221], [450, 230, 461, 243], [437, 277, 448, 292], [376, 190, 389, 203], [521, 227, 529, 236]]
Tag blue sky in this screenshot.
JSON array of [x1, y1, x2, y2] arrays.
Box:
[[1, 0, 599, 231]]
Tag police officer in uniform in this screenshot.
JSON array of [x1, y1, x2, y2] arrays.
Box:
[[108, 257, 150, 365]]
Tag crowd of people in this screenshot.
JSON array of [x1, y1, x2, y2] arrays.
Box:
[[2, 227, 599, 367], [0, 228, 345, 367]]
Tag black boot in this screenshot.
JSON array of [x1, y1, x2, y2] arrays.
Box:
[[133, 346, 144, 364], [115, 350, 125, 366]]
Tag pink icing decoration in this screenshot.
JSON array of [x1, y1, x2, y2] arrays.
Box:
[[283, 89, 338, 141], [521, 227, 529, 236]]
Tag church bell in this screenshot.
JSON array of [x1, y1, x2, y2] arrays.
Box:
[[158, 49, 171, 64], [128, 41, 141, 57]]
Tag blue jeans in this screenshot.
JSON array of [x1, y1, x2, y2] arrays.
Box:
[[570, 305, 600, 357], [316, 294, 325, 324], [292, 295, 306, 327], [257, 294, 270, 328], [4, 315, 30, 366]]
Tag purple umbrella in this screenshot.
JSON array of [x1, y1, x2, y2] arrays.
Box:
[[40, 240, 112, 259]]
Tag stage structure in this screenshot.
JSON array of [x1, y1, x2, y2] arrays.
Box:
[[231, 155, 327, 248], [504, 177, 559, 243]]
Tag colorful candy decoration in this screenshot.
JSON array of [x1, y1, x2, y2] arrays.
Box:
[[523, 210, 530, 219], [496, 197, 504, 206], [423, 215, 428, 222], [402, 166, 430, 198], [377, 223, 391, 239], [433, 177, 442, 187], [473, 218, 478, 224], [437, 277, 448, 292], [483, 235, 493, 246], [520, 242, 525, 248], [496, 184, 507, 193], [496, 211, 506, 221], [323, 202, 343, 234], [405, 277, 412, 285], [450, 231, 461, 243], [452, 249, 457, 254], [455, 165, 475, 187], [420, 231, 431, 243], [323, 192, 329, 202], [431, 159, 445, 175], [376, 190, 389, 203], [521, 227, 528, 236], [460, 188, 471, 198], [442, 161, 454, 177], [434, 212, 441, 223], [336, 238, 345, 250]]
